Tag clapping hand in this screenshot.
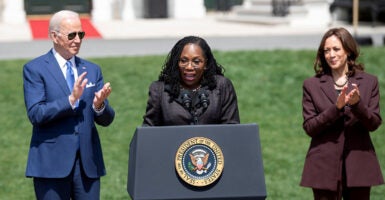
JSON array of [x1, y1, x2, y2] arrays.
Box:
[[69, 72, 88, 105], [93, 82, 112, 109], [336, 83, 360, 110], [347, 83, 360, 106]]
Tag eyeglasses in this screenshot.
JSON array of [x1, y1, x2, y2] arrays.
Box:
[[178, 58, 205, 69], [57, 31, 86, 40]]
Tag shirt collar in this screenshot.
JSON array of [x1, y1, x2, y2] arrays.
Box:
[[52, 48, 75, 69]]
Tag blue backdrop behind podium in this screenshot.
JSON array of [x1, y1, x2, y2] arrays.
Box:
[[127, 123, 267, 200]]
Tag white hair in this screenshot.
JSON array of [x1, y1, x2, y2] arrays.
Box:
[[49, 10, 79, 33]]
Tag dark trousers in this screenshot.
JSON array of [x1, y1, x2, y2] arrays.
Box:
[[313, 165, 370, 200], [313, 155, 371, 200], [313, 186, 370, 200], [33, 153, 100, 200]]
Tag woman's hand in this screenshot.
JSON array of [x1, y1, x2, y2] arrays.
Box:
[[336, 85, 348, 110], [347, 83, 360, 106]]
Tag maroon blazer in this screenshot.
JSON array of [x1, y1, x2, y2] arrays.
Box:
[[300, 71, 384, 191]]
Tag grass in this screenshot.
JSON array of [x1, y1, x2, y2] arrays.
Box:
[[1, 47, 385, 199]]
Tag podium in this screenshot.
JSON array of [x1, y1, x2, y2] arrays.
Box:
[[127, 123, 267, 200]]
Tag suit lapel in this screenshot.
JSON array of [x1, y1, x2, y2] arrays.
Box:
[[348, 72, 362, 89], [75, 57, 89, 102], [320, 75, 338, 103], [319, 72, 363, 105], [44, 50, 71, 94], [75, 57, 87, 77]]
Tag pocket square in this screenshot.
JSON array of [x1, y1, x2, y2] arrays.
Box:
[[86, 82, 95, 88]]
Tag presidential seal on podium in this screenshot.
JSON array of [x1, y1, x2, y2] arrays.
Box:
[[175, 137, 224, 187]]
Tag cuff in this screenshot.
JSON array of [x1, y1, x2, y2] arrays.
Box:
[[93, 102, 105, 115]]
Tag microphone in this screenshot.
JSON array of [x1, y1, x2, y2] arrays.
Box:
[[180, 91, 192, 110], [198, 89, 210, 109]]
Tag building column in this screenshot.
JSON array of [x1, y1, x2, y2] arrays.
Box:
[[291, 0, 331, 27], [2, 0, 26, 23], [92, 0, 113, 22], [122, 0, 135, 20], [168, 0, 206, 19]]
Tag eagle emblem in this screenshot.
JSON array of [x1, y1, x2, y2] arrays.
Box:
[[175, 137, 224, 187], [189, 149, 211, 174]]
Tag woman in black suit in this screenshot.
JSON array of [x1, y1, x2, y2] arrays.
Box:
[[142, 36, 240, 126]]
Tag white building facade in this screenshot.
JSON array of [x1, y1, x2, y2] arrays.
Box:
[[0, 0, 206, 23]]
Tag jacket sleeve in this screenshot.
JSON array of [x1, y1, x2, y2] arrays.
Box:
[[93, 68, 115, 127], [302, 79, 344, 137], [349, 76, 382, 132], [94, 102, 115, 127], [142, 81, 163, 126], [220, 77, 240, 124], [23, 61, 75, 126]]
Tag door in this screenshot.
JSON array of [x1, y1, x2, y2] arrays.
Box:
[[25, 0, 92, 15], [143, 0, 168, 18]]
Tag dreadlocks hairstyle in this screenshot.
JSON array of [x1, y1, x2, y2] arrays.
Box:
[[158, 36, 225, 101], [313, 27, 364, 78]]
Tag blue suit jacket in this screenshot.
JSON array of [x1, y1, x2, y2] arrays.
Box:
[[23, 50, 115, 178]]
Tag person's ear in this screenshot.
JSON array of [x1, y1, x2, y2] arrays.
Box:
[[50, 31, 60, 44]]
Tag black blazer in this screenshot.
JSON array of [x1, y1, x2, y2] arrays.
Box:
[[142, 75, 240, 126]]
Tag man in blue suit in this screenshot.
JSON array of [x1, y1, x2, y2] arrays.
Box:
[[23, 10, 115, 200]]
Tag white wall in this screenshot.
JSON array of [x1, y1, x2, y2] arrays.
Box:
[[2, 0, 26, 23], [168, 0, 206, 19], [0, 0, 206, 23]]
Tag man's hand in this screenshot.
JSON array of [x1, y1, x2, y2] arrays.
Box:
[[93, 82, 112, 109], [69, 72, 88, 105]]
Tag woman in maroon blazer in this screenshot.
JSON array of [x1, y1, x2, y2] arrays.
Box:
[[300, 27, 384, 200]]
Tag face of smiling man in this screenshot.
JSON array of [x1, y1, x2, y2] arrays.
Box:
[[178, 43, 206, 90], [51, 16, 84, 60]]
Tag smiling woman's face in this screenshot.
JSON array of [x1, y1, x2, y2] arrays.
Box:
[[323, 35, 348, 72], [178, 43, 206, 90]]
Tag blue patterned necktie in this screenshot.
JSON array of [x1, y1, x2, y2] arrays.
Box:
[[65, 61, 75, 92]]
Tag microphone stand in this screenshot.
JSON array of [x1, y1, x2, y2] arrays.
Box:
[[190, 87, 210, 125], [179, 87, 210, 125], [190, 109, 199, 125]]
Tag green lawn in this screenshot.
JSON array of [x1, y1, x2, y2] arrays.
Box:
[[1, 47, 385, 199]]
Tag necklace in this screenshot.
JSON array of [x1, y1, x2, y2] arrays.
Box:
[[333, 76, 348, 87], [180, 84, 201, 92]]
